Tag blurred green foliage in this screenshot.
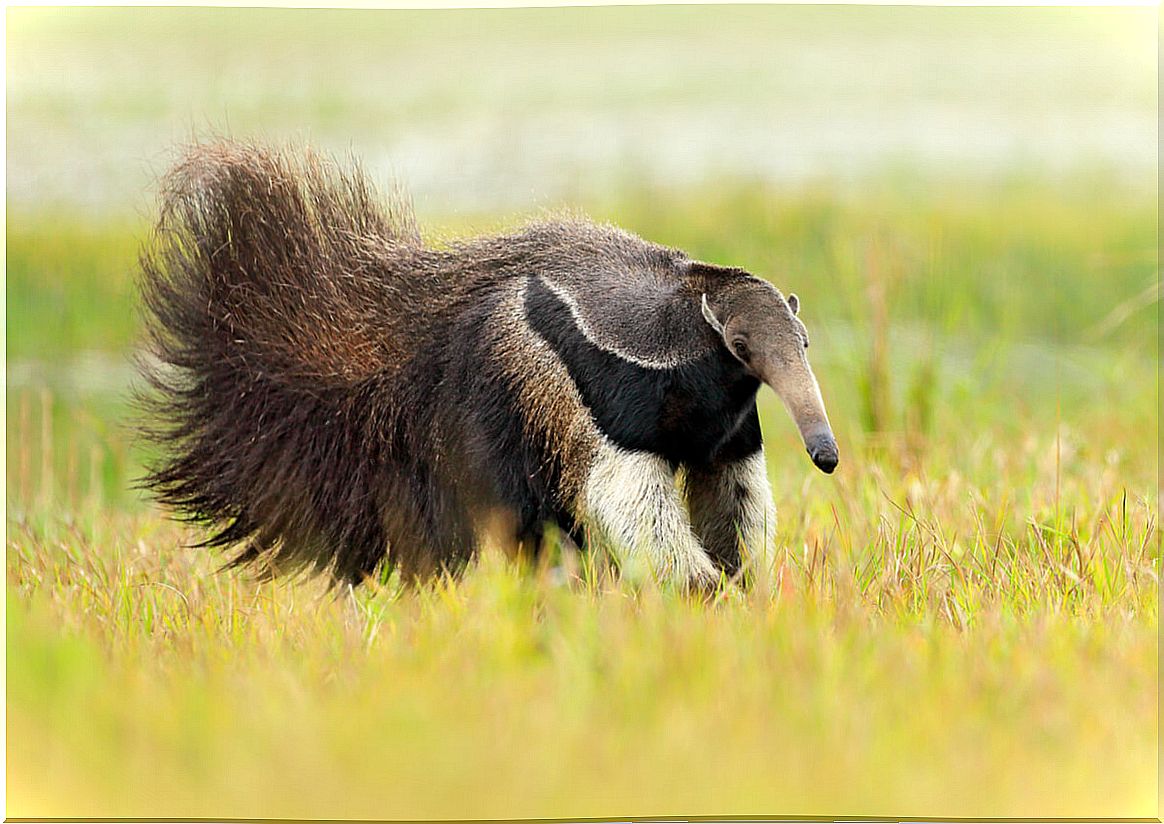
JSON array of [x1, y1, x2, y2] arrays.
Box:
[[6, 177, 1156, 512], [6, 216, 143, 358], [8, 173, 1155, 361]]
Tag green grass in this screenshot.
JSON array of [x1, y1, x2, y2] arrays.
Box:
[[7, 5, 1159, 817], [6, 173, 1159, 818], [7, 502, 1158, 818]]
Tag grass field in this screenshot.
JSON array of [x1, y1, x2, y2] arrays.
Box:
[[5, 5, 1160, 821]]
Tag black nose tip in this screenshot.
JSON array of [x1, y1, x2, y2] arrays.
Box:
[[812, 449, 838, 474], [807, 435, 839, 474]]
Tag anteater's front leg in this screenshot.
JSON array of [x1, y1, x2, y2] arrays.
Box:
[[684, 449, 778, 581], [581, 440, 718, 588]]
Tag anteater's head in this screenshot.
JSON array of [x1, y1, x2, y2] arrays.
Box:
[[701, 279, 839, 474]]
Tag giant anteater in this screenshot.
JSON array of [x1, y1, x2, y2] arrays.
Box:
[[138, 141, 839, 588]]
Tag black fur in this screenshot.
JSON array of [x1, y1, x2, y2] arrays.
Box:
[[524, 275, 762, 467]]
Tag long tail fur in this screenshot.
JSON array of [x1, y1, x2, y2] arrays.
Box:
[[138, 141, 438, 583]]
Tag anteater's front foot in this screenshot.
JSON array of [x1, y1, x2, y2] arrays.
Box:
[[668, 548, 722, 596]]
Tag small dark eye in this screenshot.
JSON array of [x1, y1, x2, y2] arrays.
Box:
[[732, 339, 750, 361], [803, 338, 810, 349]]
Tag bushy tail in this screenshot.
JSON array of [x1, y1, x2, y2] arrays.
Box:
[[137, 140, 426, 583]]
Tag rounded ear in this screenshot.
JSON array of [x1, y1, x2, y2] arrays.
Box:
[[787, 293, 800, 315], [701, 293, 726, 336]]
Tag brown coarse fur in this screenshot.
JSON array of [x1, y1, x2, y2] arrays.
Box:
[[138, 140, 660, 584], [139, 139, 834, 588], [139, 142, 422, 582]]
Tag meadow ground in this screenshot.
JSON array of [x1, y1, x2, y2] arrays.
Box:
[[5, 5, 1159, 820], [6, 177, 1159, 819]]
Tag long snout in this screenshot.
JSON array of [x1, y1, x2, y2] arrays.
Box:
[[759, 358, 840, 475]]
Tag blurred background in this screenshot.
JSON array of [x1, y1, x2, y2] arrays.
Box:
[[6, 5, 1157, 510], [6, 6, 1157, 209]]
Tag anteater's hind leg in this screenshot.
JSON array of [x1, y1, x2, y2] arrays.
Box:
[[513, 516, 545, 563], [381, 468, 476, 583]]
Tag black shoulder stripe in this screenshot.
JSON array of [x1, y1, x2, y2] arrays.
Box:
[[524, 276, 762, 466]]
